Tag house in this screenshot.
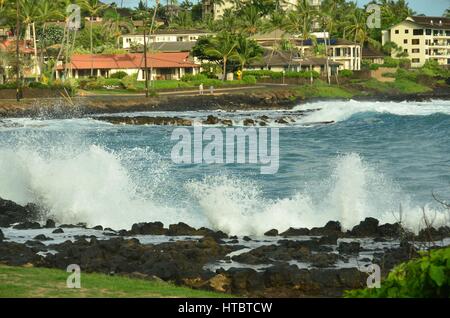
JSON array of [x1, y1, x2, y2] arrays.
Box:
[[252, 31, 361, 71], [203, 0, 321, 20], [362, 47, 385, 65], [0, 39, 39, 79], [0, 26, 13, 41], [56, 52, 200, 81], [245, 49, 341, 76], [121, 29, 212, 50], [382, 16, 450, 68]]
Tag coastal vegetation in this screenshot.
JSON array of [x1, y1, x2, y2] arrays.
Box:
[[345, 247, 450, 298], [0, 264, 230, 298]]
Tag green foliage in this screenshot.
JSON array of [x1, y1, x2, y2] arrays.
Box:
[[339, 70, 354, 78], [0, 265, 229, 298], [370, 64, 381, 70], [243, 70, 319, 80], [242, 75, 257, 84], [181, 73, 209, 82], [110, 71, 128, 79], [345, 247, 450, 298], [295, 81, 354, 99]]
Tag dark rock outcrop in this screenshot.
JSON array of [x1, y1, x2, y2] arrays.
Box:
[[310, 221, 342, 236], [44, 219, 56, 228], [264, 229, 278, 237], [0, 229, 4, 242], [350, 217, 379, 237], [129, 222, 167, 235], [0, 197, 38, 227], [52, 228, 64, 234], [12, 221, 41, 230], [280, 227, 310, 236], [34, 234, 53, 241], [338, 242, 361, 255]]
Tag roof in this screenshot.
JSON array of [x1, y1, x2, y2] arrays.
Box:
[[362, 47, 385, 59], [257, 38, 359, 48], [148, 41, 196, 52], [126, 29, 211, 36], [251, 49, 341, 67], [407, 16, 450, 29], [57, 52, 199, 70], [389, 16, 450, 30], [0, 39, 35, 54]]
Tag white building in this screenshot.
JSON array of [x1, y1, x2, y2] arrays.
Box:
[[121, 29, 212, 50], [203, 0, 321, 20], [382, 16, 450, 68]]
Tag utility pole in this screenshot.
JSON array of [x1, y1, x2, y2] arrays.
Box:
[[143, 0, 149, 97], [15, 0, 21, 102]]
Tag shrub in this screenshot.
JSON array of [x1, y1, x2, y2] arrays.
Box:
[[181, 73, 208, 82], [242, 75, 257, 84], [345, 247, 450, 298], [383, 57, 400, 68], [381, 72, 396, 78], [339, 69, 354, 78], [370, 64, 381, 70], [110, 71, 128, 79], [121, 74, 139, 91], [0, 82, 18, 89], [28, 81, 48, 89]]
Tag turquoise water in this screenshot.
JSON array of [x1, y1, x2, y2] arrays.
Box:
[[0, 99, 449, 235]]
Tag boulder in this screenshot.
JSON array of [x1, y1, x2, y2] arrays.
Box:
[[0, 229, 4, 242], [167, 222, 198, 236], [318, 234, 338, 245], [337, 242, 361, 255], [310, 221, 342, 236], [129, 222, 167, 235], [310, 253, 338, 268], [12, 221, 41, 230], [34, 234, 53, 241], [0, 241, 42, 266], [350, 217, 379, 237], [92, 225, 103, 231], [243, 119, 255, 126], [52, 228, 64, 234], [264, 229, 278, 237], [377, 222, 402, 237], [280, 227, 310, 236], [203, 115, 219, 125], [0, 197, 37, 227], [227, 268, 265, 293], [242, 236, 252, 241], [44, 219, 56, 228]]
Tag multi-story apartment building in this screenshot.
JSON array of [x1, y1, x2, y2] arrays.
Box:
[[202, 0, 321, 20], [121, 29, 212, 50], [382, 16, 450, 68], [252, 30, 361, 71]]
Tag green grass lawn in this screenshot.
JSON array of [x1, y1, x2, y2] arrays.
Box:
[[0, 265, 231, 298], [294, 81, 355, 99]]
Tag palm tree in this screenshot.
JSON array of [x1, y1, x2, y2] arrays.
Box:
[[234, 36, 263, 72], [18, 0, 41, 80], [80, 0, 108, 76], [206, 32, 238, 81], [239, 5, 263, 36], [103, 9, 133, 48]]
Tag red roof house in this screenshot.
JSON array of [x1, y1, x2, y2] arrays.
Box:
[[57, 52, 200, 80]]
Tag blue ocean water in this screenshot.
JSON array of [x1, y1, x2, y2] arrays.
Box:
[[0, 100, 449, 235]]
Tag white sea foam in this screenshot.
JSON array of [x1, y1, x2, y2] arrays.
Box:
[[294, 99, 450, 124]]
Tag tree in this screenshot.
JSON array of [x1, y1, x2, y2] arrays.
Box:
[[238, 5, 263, 36], [205, 32, 238, 81], [103, 8, 133, 48], [80, 0, 108, 76], [233, 36, 263, 71]]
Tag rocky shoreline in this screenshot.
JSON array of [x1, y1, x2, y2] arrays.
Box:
[[0, 87, 449, 119], [1, 197, 449, 297]]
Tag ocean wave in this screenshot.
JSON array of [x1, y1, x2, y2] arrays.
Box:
[[293, 99, 450, 124]]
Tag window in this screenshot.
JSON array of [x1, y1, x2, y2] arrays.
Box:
[[404, 49, 408, 53], [412, 49, 420, 53], [413, 29, 424, 35], [426, 29, 431, 35], [405, 29, 409, 34], [395, 30, 399, 34], [412, 39, 420, 45], [404, 39, 408, 44], [412, 58, 420, 63]]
